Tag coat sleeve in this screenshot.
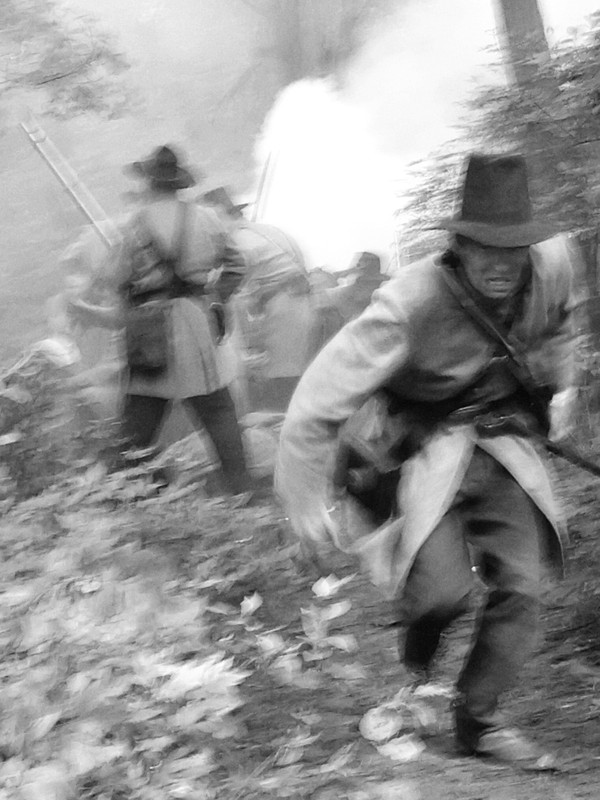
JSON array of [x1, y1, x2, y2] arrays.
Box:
[[528, 235, 582, 393], [275, 276, 415, 513]]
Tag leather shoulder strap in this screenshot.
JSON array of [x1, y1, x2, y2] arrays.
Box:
[[440, 263, 520, 359], [439, 262, 551, 424], [137, 201, 188, 269], [171, 201, 189, 273]]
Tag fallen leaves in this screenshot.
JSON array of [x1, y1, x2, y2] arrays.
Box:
[[359, 706, 407, 744], [0, 476, 382, 800], [376, 734, 426, 763], [311, 574, 356, 598], [19, 762, 74, 800], [240, 591, 263, 616], [357, 682, 455, 764]]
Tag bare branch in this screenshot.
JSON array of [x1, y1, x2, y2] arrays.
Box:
[[34, 50, 99, 86]]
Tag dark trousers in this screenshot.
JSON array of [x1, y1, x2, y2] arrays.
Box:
[[122, 389, 251, 495], [396, 447, 550, 745]]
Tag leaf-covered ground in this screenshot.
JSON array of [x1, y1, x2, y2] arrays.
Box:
[[0, 458, 599, 800]]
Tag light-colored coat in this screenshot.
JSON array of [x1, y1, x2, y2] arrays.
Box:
[[276, 236, 578, 598], [116, 197, 245, 399]]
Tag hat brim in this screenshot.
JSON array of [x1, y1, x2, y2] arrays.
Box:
[[438, 218, 557, 247], [125, 160, 196, 190]]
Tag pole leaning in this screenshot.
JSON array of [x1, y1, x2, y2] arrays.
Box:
[[20, 112, 121, 249]]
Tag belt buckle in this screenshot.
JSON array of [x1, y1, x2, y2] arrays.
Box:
[[475, 413, 512, 436], [449, 403, 484, 423]]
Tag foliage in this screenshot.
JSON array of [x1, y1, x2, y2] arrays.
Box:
[[398, 11, 600, 264], [0, 0, 130, 118]]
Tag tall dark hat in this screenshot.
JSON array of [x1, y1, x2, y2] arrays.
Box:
[[127, 145, 196, 190], [439, 153, 556, 247]]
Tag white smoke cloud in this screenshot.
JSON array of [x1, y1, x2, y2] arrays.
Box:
[[254, 79, 399, 273]]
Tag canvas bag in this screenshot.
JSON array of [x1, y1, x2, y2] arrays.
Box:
[[124, 203, 188, 374], [124, 300, 170, 373], [333, 392, 420, 524]]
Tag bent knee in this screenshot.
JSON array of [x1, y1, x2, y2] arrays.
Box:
[[396, 588, 472, 626]]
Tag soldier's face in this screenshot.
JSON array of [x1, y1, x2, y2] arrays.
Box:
[[455, 238, 530, 299]]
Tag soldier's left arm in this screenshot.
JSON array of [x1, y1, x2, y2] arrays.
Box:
[[531, 235, 584, 439], [275, 272, 424, 548]]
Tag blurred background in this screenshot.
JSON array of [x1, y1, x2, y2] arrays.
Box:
[[1, 0, 600, 358]]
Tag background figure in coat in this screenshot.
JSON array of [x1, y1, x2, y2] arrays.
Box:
[[276, 153, 579, 767], [327, 251, 389, 324], [202, 187, 316, 413], [114, 146, 251, 496], [54, 229, 123, 421], [307, 268, 345, 355]]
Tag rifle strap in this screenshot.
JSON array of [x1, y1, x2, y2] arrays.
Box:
[[439, 262, 550, 424]]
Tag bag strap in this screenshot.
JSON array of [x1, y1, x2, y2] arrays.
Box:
[[170, 200, 189, 274], [138, 200, 188, 273], [439, 261, 551, 427]]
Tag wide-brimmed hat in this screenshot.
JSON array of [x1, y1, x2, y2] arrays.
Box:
[[438, 153, 556, 247], [202, 186, 248, 217], [127, 145, 196, 190]]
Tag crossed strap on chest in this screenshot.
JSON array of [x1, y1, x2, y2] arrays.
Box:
[[438, 262, 552, 434], [127, 202, 206, 304]]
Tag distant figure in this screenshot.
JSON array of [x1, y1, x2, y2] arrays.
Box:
[[307, 268, 345, 355], [54, 229, 123, 420], [202, 186, 316, 412], [72, 147, 252, 497], [306, 253, 388, 356], [327, 251, 389, 323]]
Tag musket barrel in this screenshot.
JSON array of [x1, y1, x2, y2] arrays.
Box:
[[20, 115, 121, 250]]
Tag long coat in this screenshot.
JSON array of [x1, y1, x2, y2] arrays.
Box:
[[276, 235, 578, 599], [116, 197, 245, 399]]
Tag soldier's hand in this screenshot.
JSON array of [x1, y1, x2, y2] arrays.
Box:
[[285, 502, 340, 578], [548, 387, 577, 442], [287, 500, 340, 550]]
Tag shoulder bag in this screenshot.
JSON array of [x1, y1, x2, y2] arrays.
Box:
[[124, 203, 188, 374]]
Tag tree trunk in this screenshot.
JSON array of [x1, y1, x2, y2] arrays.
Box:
[[494, 0, 558, 180], [270, 1, 389, 84], [495, 0, 549, 86], [272, 0, 304, 84]]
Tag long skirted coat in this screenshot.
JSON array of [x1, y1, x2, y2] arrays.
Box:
[[276, 235, 579, 599], [115, 197, 246, 399]]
